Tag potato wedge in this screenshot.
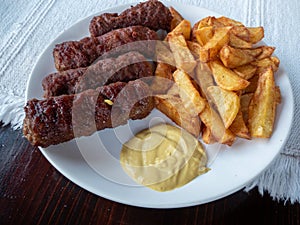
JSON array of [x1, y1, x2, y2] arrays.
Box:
[[240, 93, 253, 123], [199, 26, 231, 62], [216, 16, 244, 27], [155, 95, 201, 137], [193, 63, 215, 98], [248, 67, 276, 138], [151, 63, 175, 94], [173, 69, 206, 116], [243, 75, 259, 93], [252, 57, 280, 74], [256, 46, 275, 60], [229, 33, 252, 48], [229, 109, 251, 139], [168, 19, 191, 40], [201, 126, 216, 144], [187, 41, 202, 58], [168, 34, 197, 73], [248, 27, 264, 44], [220, 45, 257, 68], [169, 6, 184, 30], [207, 86, 240, 128], [233, 64, 257, 80], [199, 102, 236, 146], [230, 26, 250, 41], [155, 41, 176, 66], [210, 60, 250, 91], [194, 26, 214, 46], [275, 86, 281, 104]]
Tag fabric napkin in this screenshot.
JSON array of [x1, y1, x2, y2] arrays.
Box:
[[0, 0, 299, 203]]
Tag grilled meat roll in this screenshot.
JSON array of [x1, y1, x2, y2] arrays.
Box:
[[43, 51, 154, 98], [53, 26, 158, 71], [23, 80, 154, 147], [89, 0, 173, 37]]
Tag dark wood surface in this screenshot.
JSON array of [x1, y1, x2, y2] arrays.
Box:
[[1, 124, 299, 225]]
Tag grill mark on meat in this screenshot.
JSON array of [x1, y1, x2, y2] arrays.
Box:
[[23, 80, 154, 147], [43, 51, 154, 98], [53, 26, 158, 71], [89, 0, 173, 37]]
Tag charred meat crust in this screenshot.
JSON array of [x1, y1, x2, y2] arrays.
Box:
[[89, 0, 173, 37], [53, 26, 158, 71], [43, 51, 154, 98], [23, 80, 154, 147]]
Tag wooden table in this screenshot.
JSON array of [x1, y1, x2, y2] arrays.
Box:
[[1, 124, 299, 225]]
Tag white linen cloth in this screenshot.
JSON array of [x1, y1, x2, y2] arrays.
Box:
[[0, 0, 299, 203]]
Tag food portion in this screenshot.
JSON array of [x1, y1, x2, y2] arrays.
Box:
[[120, 124, 208, 192], [23, 80, 154, 147], [89, 0, 173, 37], [53, 26, 158, 71], [153, 14, 281, 146], [43, 51, 153, 97], [23, 0, 283, 192]]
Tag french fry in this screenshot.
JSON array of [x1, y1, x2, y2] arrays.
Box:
[[229, 33, 252, 48], [207, 86, 240, 129], [210, 60, 250, 91], [216, 16, 244, 27], [256, 46, 275, 60], [155, 41, 176, 66], [193, 63, 215, 98], [233, 64, 257, 80], [194, 26, 214, 46], [201, 126, 216, 144], [220, 45, 257, 68], [275, 86, 281, 104], [155, 95, 201, 137], [168, 34, 197, 73], [173, 69, 206, 116], [248, 27, 264, 44], [199, 102, 236, 146], [248, 67, 277, 138], [240, 93, 254, 123], [151, 63, 175, 94], [243, 75, 259, 93], [168, 19, 191, 40], [252, 57, 280, 74], [199, 26, 231, 62], [229, 109, 251, 139], [187, 41, 202, 58], [230, 26, 250, 41], [169, 6, 185, 30]]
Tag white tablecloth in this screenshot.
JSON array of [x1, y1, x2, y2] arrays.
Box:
[[0, 0, 299, 203]]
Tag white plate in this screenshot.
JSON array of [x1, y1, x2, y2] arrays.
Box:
[[25, 1, 294, 208]]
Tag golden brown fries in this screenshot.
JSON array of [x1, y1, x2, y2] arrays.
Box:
[[248, 67, 277, 138], [155, 95, 201, 137], [168, 19, 191, 40], [169, 6, 184, 30], [151, 63, 175, 94], [193, 63, 214, 98], [220, 45, 259, 68], [173, 69, 206, 116], [233, 64, 257, 80], [210, 60, 250, 91], [152, 14, 281, 146], [199, 26, 231, 62], [168, 34, 197, 73], [199, 102, 236, 146], [207, 86, 240, 129], [248, 27, 264, 44], [229, 110, 251, 139]]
